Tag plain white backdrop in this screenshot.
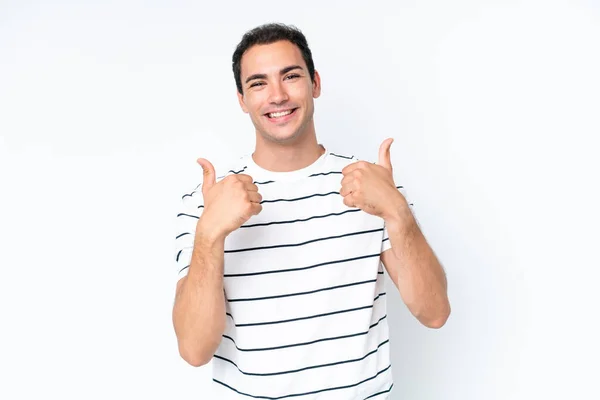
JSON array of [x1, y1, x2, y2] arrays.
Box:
[[1, 0, 599, 399]]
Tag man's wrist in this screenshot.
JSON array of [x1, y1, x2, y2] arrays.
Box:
[[196, 217, 226, 245], [384, 196, 416, 234]]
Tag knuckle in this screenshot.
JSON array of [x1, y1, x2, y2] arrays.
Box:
[[224, 177, 238, 187], [232, 179, 244, 188]]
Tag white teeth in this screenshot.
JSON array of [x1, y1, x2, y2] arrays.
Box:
[[268, 109, 293, 118]]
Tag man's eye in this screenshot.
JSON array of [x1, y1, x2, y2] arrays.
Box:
[[285, 74, 300, 80], [250, 82, 265, 88]]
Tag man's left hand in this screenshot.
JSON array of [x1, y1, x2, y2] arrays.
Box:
[[340, 138, 409, 221]]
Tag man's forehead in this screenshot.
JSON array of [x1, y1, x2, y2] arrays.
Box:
[[241, 41, 305, 77]]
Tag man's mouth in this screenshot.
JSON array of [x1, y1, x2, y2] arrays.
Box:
[[265, 108, 298, 120]]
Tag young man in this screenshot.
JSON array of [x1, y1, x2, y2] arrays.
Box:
[[173, 23, 450, 399]]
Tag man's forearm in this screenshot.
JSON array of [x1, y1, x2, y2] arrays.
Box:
[[384, 208, 450, 328], [173, 223, 226, 366]]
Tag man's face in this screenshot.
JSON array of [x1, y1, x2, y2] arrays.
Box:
[[237, 40, 321, 144]]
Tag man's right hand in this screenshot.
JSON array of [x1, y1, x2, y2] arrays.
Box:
[[195, 158, 263, 240]]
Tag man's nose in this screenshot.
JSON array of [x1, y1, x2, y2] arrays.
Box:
[[268, 82, 289, 104]]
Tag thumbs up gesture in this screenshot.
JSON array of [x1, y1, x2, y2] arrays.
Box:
[[340, 138, 408, 220], [195, 158, 263, 240]]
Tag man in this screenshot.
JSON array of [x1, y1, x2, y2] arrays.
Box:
[[173, 23, 450, 399]]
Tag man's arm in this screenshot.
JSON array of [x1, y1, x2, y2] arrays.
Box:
[[381, 206, 450, 329], [339, 138, 450, 329], [172, 221, 226, 367], [172, 158, 262, 367]]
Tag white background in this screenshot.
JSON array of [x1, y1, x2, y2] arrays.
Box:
[[1, 0, 599, 399]]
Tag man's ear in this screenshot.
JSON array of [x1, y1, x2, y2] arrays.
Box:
[[312, 70, 322, 99], [237, 90, 249, 113]]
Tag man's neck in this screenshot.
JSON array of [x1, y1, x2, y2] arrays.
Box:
[[252, 131, 325, 173]]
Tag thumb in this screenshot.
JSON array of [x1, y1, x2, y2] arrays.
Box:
[[196, 158, 216, 193], [377, 138, 394, 171]]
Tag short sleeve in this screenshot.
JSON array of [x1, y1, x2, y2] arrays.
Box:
[[174, 182, 205, 281], [381, 183, 415, 253]]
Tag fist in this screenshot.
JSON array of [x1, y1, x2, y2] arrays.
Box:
[[196, 158, 263, 239], [340, 138, 405, 219]]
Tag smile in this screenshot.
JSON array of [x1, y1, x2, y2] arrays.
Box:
[[265, 108, 298, 120]]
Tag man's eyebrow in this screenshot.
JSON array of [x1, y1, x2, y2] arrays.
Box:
[[245, 73, 267, 84], [280, 65, 303, 74], [245, 65, 304, 84]]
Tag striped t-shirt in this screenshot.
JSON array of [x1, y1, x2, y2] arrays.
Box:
[[175, 147, 412, 399]]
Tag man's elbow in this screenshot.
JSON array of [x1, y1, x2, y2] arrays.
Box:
[[424, 315, 448, 329], [178, 344, 214, 367], [416, 303, 451, 329]]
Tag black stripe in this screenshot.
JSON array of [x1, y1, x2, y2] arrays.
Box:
[[396, 185, 403, 189], [224, 228, 383, 254], [330, 152, 354, 160], [175, 232, 190, 239], [196, 204, 205, 209], [253, 174, 343, 184], [231, 305, 372, 327], [308, 171, 342, 177], [175, 249, 182, 262], [373, 293, 387, 302], [260, 190, 339, 204], [231, 167, 247, 174], [181, 183, 202, 199], [227, 279, 377, 302], [247, 186, 393, 206], [214, 339, 389, 377], [177, 212, 199, 219], [382, 237, 389, 243], [224, 253, 381, 278], [182, 191, 197, 199], [213, 364, 392, 399], [241, 209, 361, 228], [217, 166, 248, 180], [178, 265, 190, 274], [227, 293, 385, 327], [377, 271, 384, 275], [221, 315, 388, 352], [364, 383, 394, 399]]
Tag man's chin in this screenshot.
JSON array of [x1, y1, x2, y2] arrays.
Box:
[[260, 129, 302, 145]]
